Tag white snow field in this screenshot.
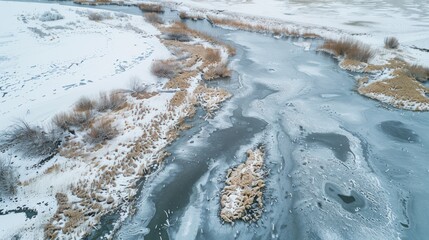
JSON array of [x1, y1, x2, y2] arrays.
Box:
[[0, 1, 169, 131], [0, 1, 172, 239]]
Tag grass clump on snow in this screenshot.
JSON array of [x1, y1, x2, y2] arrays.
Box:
[[74, 97, 95, 112], [96, 91, 127, 112], [0, 121, 62, 157], [138, 3, 164, 13], [204, 63, 231, 80], [407, 64, 429, 82], [384, 36, 399, 49], [319, 37, 375, 63], [144, 12, 163, 24], [88, 11, 112, 21], [84, 118, 118, 144], [151, 59, 181, 78], [0, 158, 18, 197]]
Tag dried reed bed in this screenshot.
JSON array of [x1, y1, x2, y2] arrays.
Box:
[[151, 59, 181, 78], [384, 36, 399, 49], [407, 64, 429, 82], [208, 16, 321, 39], [203, 63, 231, 80], [138, 3, 164, 13], [160, 22, 236, 56], [179, 11, 205, 20], [220, 146, 265, 223], [319, 37, 375, 63], [357, 59, 429, 110], [144, 12, 163, 24]]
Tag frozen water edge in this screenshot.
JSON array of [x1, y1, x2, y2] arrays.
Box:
[[116, 19, 429, 239]]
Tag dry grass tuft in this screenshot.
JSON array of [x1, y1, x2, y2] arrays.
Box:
[[85, 118, 118, 144], [0, 120, 61, 157], [319, 37, 375, 63], [96, 91, 127, 112], [359, 68, 429, 110], [204, 63, 232, 80], [87, 11, 112, 21], [144, 12, 163, 24], [151, 59, 181, 78], [204, 48, 222, 64], [53, 111, 93, 131], [162, 21, 236, 56], [74, 97, 95, 112], [179, 11, 204, 20], [129, 77, 147, 95], [0, 158, 18, 196], [138, 3, 164, 13], [169, 90, 187, 108], [384, 36, 399, 49], [164, 70, 197, 90], [44, 163, 60, 174], [407, 64, 429, 82], [220, 146, 265, 223]]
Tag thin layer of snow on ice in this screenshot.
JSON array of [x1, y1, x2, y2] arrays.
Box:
[[0, 1, 170, 130]]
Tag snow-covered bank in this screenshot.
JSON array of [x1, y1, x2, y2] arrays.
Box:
[[158, 0, 429, 65], [0, 1, 169, 131], [0, 1, 233, 239]]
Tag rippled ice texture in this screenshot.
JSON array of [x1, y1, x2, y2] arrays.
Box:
[[115, 16, 429, 240]]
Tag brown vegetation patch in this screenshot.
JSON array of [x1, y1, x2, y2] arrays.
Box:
[[339, 59, 368, 72], [220, 146, 265, 223], [160, 22, 236, 56], [151, 59, 181, 78], [204, 48, 222, 64], [358, 69, 429, 110], [407, 64, 429, 82], [164, 70, 198, 90], [74, 97, 95, 112], [319, 37, 374, 63], [96, 91, 127, 112], [384, 36, 399, 49], [209, 16, 320, 39], [169, 90, 188, 108], [203, 63, 231, 80], [194, 85, 231, 114], [144, 12, 163, 24], [138, 3, 164, 13], [85, 118, 118, 144], [44, 164, 60, 174], [134, 92, 158, 100], [179, 11, 205, 20]]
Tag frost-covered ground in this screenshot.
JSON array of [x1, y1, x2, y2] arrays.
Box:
[[160, 0, 429, 65], [0, 1, 169, 131], [0, 1, 174, 238]]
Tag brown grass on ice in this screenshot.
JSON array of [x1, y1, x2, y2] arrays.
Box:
[[161, 22, 236, 56], [358, 62, 429, 110], [179, 11, 205, 20], [208, 16, 321, 39], [138, 3, 164, 13], [319, 37, 375, 63], [220, 146, 265, 223], [204, 63, 231, 80], [164, 70, 198, 90], [144, 12, 163, 24]]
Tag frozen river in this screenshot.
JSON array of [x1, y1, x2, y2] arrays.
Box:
[[111, 7, 428, 240], [8, 1, 429, 239]]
